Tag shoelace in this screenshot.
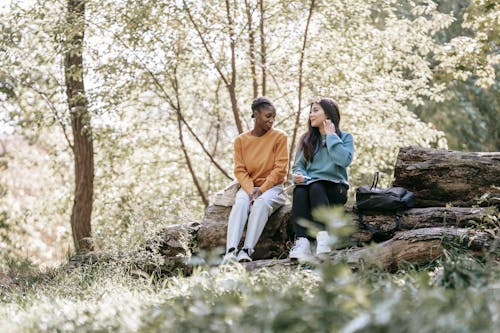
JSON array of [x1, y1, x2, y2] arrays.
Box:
[[290, 242, 305, 251]]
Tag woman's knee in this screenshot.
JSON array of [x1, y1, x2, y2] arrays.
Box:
[[250, 198, 273, 216], [293, 186, 309, 200], [331, 184, 348, 204], [233, 196, 250, 210], [251, 197, 272, 212], [309, 181, 327, 194]]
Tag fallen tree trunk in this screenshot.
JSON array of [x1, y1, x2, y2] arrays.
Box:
[[355, 206, 497, 233], [245, 227, 498, 271], [196, 204, 293, 259], [160, 204, 496, 259], [151, 146, 499, 276], [67, 226, 497, 277], [393, 147, 500, 207]]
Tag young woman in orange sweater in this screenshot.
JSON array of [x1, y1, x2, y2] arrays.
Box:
[[224, 96, 288, 262]]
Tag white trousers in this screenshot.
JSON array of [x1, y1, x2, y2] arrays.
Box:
[[226, 185, 286, 252]]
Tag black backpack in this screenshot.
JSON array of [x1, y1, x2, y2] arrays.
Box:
[[355, 172, 415, 241]]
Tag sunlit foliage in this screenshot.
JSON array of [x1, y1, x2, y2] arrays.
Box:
[[0, 0, 497, 265]]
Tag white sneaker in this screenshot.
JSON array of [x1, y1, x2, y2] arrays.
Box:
[[316, 231, 332, 255], [222, 249, 237, 264], [237, 248, 253, 262], [289, 237, 312, 260]]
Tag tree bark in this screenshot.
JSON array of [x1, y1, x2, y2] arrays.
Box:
[[245, 0, 258, 99], [64, 0, 94, 253], [259, 0, 266, 96], [161, 203, 497, 261], [245, 227, 497, 272], [393, 146, 500, 207], [156, 224, 496, 274], [354, 206, 497, 234], [196, 204, 293, 259], [154, 146, 500, 275], [225, 0, 243, 133]]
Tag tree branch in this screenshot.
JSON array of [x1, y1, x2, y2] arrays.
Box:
[[172, 65, 209, 207], [183, 0, 243, 133], [85, 17, 232, 180]]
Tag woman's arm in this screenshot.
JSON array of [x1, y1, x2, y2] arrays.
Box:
[[234, 137, 254, 195], [292, 150, 307, 174], [259, 133, 288, 193], [325, 133, 354, 167]]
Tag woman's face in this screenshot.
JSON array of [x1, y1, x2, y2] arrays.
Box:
[[309, 102, 327, 128], [254, 107, 276, 132]]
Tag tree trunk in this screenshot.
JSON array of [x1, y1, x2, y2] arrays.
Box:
[[259, 0, 266, 96], [161, 203, 497, 261], [153, 146, 500, 275], [171, 66, 208, 206], [289, 0, 315, 170], [225, 0, 243, 134], [354, 206, 496, 234], [245, 227, 497, 272], [245, 0, 258, 99], [156, 224, 496, 274], [64, 0, 94, 253], [393, 146, 500, 207], [180, 204, 496, 256], [196, 204, 293, 259]]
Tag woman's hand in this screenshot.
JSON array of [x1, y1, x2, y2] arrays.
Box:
[[294, 173, 305, 184], [250, 187, 262, 206], [323, 119, 336, 135]]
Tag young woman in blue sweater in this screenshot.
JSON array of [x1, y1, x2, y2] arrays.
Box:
[[289, 97, 354, 260]]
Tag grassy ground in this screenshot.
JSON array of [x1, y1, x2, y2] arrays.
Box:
[[0, 247, 498, 333], [1, 139, 498, 332]]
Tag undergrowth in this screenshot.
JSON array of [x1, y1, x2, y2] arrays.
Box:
[[0, 244, 498, 333], [0, 207, 498, 332]]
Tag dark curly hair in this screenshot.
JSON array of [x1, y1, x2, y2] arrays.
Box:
[[251, 96, 276, 118]]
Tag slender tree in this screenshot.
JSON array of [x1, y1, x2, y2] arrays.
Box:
[[64, 0, 94, 252], [245, 0, 259, 99], [289, 0, 315, 168], [259, 0, 267, 96]]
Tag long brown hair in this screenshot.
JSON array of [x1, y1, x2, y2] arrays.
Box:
[[298, 97, 342, 162]]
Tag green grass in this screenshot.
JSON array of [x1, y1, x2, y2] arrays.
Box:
[[0, 248, 498, 333]]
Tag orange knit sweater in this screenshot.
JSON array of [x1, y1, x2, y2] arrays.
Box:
[[234, 129, 288, 195]]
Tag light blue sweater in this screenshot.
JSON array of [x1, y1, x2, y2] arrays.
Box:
[[292, 132, 354, 187]]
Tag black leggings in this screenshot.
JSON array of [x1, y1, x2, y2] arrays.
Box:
[[291, 181, 348, 238]]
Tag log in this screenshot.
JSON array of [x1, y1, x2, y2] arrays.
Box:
[[152, 146, 500, 276], [393, 147, 500, 207], [159, 222, 200, 257], [196, 204, 293, 260], [355, 206, 497, 234], [160, 204, 497, 260], [245, 227, 498, 272], [65, 227, 496, 278]]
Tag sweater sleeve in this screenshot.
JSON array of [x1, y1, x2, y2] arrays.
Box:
[[260, 133, 289, 193], [234, 137, 254, 195], [292, 150, 307, 178], [325, 132, 354, 167]]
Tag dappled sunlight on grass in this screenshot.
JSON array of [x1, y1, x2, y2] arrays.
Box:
[[0, 248, 498, 332]]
